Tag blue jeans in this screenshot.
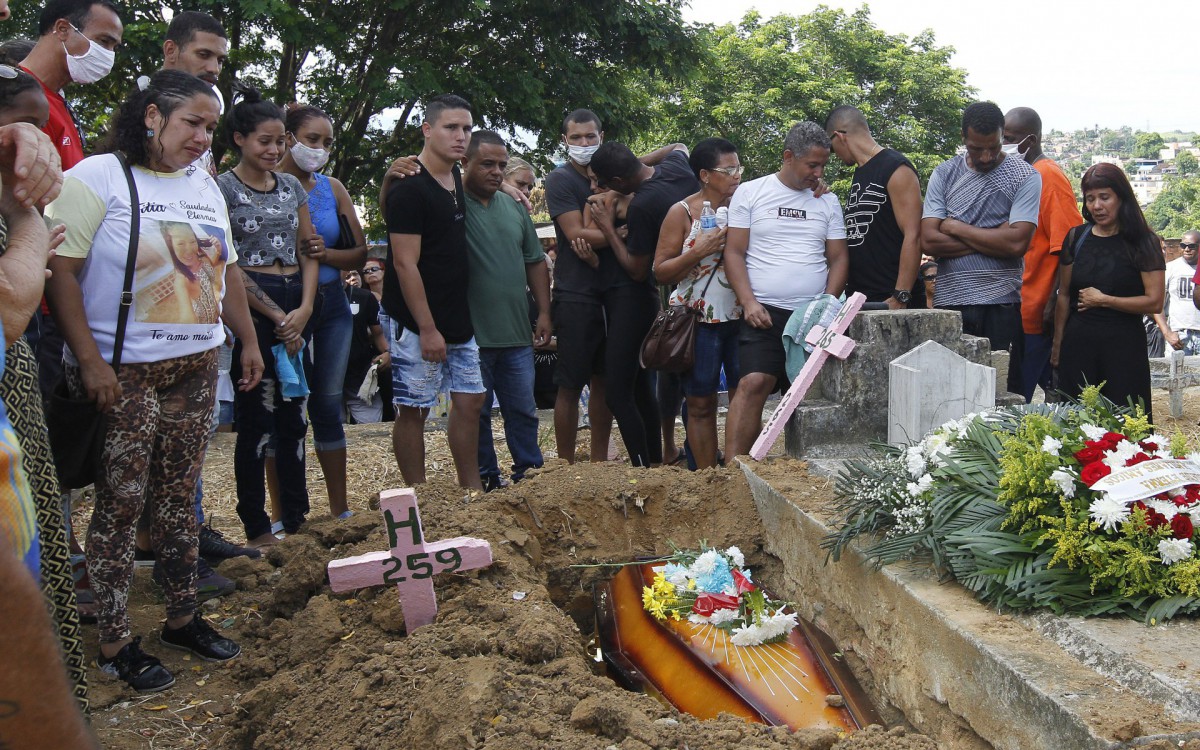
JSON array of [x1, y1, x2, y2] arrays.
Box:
[[233, 270, 310, 539], [478, 346, 543, 482], [306, 279, 353, 451], [683, 320, 741, 397]]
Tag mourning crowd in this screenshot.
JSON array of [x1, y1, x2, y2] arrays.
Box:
[[0, 0, 1191, 740]]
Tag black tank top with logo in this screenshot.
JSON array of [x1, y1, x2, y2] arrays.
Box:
[[843, 148, 917, 302]]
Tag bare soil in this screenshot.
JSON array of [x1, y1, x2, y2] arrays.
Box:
[[75, 414, 939, 750], [78, 386, 1200, 749]]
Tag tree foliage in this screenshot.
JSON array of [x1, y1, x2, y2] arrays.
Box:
[[1134, 131, 1165, 160], [1146, 175, 1200, 237], [626, 7, 974, 188], [1175, 150, 1197, 176], [9, 0, 701, 227]]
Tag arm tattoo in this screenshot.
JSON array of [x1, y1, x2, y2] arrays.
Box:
[[239, 268, 284, 316]]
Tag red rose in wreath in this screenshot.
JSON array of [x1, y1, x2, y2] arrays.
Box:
[[1081, 461, 1112, 486], [732, 569, 757, 594], [1074, 446, 1104, 465], [1171, 514, 1195, 540]]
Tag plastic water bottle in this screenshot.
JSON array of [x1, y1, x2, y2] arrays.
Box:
[[715, 206, 728, 228], [700, 201, 717, 232]]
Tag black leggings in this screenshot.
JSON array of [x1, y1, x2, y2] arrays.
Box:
[[1057, 313, 1152, 421], [602, 285, 661, 467]]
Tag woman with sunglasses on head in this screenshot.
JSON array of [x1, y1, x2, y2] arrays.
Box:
[[276, 103, 367, 519], [217, 84, 318, 548], [1051, 163, 1165, 419], [45, 70, 262, 693], [652, 138, 743, 469]]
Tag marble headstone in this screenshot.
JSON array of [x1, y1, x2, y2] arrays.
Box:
[[888, 340, 994, 445]]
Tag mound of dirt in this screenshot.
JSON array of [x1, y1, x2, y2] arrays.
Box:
[[83, 448, 934, 750]]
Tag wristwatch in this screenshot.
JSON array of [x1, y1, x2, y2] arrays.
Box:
[[892, 289, 912, 304]]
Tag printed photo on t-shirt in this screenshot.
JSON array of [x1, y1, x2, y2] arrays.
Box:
[[133, 218, 230, 325]]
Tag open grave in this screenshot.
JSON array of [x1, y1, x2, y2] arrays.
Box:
[[83, 305, 1200, 750]]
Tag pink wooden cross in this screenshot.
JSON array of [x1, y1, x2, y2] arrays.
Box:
[[327, 488, 493, 631], [749, 293, 866, 460]]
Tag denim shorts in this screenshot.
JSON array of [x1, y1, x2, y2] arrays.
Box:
[[683, 320, 741, 397], [390, 324, 485, 407]]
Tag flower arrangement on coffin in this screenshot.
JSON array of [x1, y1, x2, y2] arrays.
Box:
[[823, 386, 1200, 624], [640, 546, 798, 646]]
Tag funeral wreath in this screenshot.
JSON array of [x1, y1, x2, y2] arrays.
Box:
[[824, 387, 1200, 624]]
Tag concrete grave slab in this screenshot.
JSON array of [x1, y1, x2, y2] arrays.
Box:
[[739, 460, 1200, 750]]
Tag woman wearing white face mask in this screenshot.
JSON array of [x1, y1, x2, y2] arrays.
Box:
[[278, 103, 366, 521]]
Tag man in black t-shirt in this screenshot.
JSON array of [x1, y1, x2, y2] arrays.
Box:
[[382, 93, 486, 491], [584, 142, 697, 468], [825, 105, 923, 308]]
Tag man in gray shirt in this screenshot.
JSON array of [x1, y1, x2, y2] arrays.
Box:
[[920, 101, 1041, 351]]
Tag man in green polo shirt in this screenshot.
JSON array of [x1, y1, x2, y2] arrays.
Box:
[[463, 130, 552, 491]]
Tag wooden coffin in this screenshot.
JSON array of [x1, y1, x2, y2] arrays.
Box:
[[594, 563, 882, 732]]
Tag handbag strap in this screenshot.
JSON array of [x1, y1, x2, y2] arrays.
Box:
[[112, 152, 140, 372], [698, 249, 723, 299]]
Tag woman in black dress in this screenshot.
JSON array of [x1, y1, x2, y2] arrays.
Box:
[[1051, 163, 1165, 419]]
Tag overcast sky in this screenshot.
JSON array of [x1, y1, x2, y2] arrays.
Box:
[[682, 0, 1198, 135]]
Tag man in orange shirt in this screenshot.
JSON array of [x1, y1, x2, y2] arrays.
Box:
[[1003, 107, 1082, 402]]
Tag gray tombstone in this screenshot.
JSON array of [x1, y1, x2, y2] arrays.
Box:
[[888, 340, 995, 446]]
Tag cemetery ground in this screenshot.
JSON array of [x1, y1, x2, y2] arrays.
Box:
[[72, 388, 1200, 750]]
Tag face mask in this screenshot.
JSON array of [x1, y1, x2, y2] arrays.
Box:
[[63, 26, 115, 84], [567, 143, 600, 166], [1001, 136, 1029, 159], [290, 140, 330, 173]]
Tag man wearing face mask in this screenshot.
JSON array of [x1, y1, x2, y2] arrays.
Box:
[[921, 102, 1041, 358], [20, 0, 122, 170], [1002, 107, 1083, 401], [544, 108, 685, 465]]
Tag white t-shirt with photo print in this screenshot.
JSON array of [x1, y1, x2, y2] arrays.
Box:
[[48, 153, 237, 364]]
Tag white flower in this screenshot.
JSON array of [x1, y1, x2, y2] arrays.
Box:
[[1049, 468, 1077, 499], [905, 446, 927, 478], [708, 607, 739, 625], [729, 610, 798, 647], [1158, 538, 1194, 566], [906, 473, 933, 498], [724, 546, 745, 568], [1188, 452, 1200, 465], [690, 550, 720, 577], [1144, 433, 1171, 450], [1080, 424, 1107, 441], [1089, 494, 1131, 532], [1041, 436, 1063, 454], [1147, 499, 1179, 522], [1102, 440, 1142, 470]]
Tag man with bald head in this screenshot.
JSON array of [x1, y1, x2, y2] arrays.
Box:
[[1003, 106, 1082, 401], [825, 105, 923, 308]]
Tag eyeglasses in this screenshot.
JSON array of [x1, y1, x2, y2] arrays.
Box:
[[921, 274, 937, 282], [1182, 243, 1199, 250], [362, 267, 382, 275], [710, 165, 745, 177]]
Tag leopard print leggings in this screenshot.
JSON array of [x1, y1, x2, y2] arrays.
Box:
[[67, 348, 216, 643]]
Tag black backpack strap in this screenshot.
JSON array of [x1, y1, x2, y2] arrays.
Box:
[[112, 152, 140, 372]]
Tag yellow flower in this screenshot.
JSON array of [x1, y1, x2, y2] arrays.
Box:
[[687, 579, 697, 591]]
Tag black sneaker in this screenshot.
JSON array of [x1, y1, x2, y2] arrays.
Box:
[[199, 525, 261, 563], [97, 637, 175, 693], [159, 616, 241, 662], [133, 547, 156, 568], [152, 557, 236, 602]]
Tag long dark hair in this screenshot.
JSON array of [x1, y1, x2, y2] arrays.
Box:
[[1080, 162, 1160, 263], [226, 82, 284, 153], [99, 70, 216, 166]]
